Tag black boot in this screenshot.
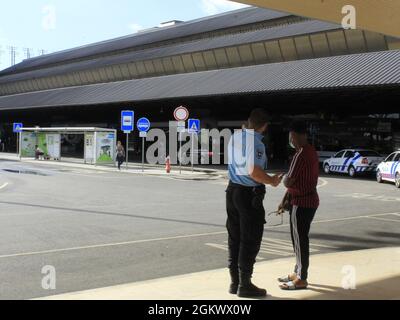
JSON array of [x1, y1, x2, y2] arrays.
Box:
[[237, 272, 267, 298], [229, 269, 239, 294]]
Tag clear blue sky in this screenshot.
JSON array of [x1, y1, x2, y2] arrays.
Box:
[[0, 0, 249, 71]]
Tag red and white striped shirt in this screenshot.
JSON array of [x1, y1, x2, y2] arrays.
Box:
[[287, 144, 320, 209]]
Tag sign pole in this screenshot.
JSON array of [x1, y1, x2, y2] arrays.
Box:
[[188, 119, 200, 173], [126, 132, 129, 170], [137, 118, 150, 173], [16, 132, 19, 157], [121, 110, 135, 170], [173, 107, 190, 175], [19, 131, 22, 160], [191, 133, 194, 173], [142, 137, 145, 173], [179, 133, 182, 175]]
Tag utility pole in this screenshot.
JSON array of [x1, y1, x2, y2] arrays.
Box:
[[8, 46, 18, 66], [23, 48, 33, 60]]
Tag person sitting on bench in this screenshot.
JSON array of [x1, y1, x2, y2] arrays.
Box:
[[35, 145, 45, 160]]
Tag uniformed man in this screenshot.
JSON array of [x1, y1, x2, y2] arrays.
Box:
[[226, 109, 282, 298]]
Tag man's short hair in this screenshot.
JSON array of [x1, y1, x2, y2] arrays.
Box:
[[289, 121, 308, 135], [248, 109, 270, 130]]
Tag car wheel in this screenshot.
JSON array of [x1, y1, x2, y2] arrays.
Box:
[[324, 164, 330, 174], [396, 173, 400, 189], [348, 166, 356, 178], [376, 170, 383, 183]]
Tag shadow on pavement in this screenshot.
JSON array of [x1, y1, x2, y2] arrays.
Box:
[[0, 200, 226, 229], [305, 275, 400, 300], [267, 229, 399, 251], [319, 172, 376, 182]]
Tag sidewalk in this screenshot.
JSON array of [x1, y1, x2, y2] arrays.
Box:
[[0, 153, 223, 180], [38, 247, 400, 300]]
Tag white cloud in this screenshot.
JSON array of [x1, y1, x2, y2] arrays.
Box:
[[128, 23, 145, 33], [200, 0, 249, 15]]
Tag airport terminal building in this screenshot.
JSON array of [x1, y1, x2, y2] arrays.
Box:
[[0, 7, 399, 162]]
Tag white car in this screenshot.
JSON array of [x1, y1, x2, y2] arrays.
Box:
[[376, 151, 400, 188], [316, 145, 341, 164], [323, 149, 384, 177]]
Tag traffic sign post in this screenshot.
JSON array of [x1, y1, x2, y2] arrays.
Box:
[[188, 119, 200, 172], [137, 118, 151, 173], [121, 111, 135, 169], [174, 107, 190, 175], [13, 123, 23, 158]]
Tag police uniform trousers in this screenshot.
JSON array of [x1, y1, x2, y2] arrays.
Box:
[[226, 182, 266, 275]]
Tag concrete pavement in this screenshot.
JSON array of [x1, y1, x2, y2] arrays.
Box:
[[38, 247, 400, 300]]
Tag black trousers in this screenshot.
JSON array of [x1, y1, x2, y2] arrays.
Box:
[[289, 205, 317, 281], [117, 154, 125, 169], [226, 182, 266, 275]]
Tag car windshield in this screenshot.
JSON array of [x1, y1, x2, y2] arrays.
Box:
[[358, 151, 381, 157]]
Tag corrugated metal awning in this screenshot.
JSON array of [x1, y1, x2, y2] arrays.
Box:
[[0, 20, 338, 84], [0, 50, 399, 111], [0, 7, 290, 76]]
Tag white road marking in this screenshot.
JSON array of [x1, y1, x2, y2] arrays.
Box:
[[265, 212, 400, 229], [206, 237, 338, 257], [317, 178, 328, 189], [0, 231, 227, 260], [310, 212, 400, 225], [0, 212, 398, 260], [366, 217, 400, 223], [0, 183, 9, 190], [335, 193, 400, 202]]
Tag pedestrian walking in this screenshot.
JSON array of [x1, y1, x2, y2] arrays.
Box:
[[35, 145, 45, 160], [278, 121, 320, 290], [116, 141, 126, 170], [226, 108, 283, 298]]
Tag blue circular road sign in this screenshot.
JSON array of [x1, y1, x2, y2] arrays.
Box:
[[137, 118, 151, 132]]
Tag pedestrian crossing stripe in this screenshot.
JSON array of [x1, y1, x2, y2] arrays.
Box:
[[205, 238, 338, 258]]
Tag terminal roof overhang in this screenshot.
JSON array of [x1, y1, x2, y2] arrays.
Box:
[[0, 7, 290, 76], [0, 20, 339, 84], [0, 50, 399, 111]]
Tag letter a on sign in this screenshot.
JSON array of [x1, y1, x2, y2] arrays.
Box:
[[342, 5, 356, 30]]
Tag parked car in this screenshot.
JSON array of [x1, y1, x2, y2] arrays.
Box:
[[376, 150, 400, 188], [323, 149, 384, 177]]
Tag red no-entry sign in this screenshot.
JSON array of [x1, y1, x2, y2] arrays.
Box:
[[174, 106, 189, 121]]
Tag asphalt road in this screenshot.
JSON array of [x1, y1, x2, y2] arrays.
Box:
[[0, 159, 399, 300]]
